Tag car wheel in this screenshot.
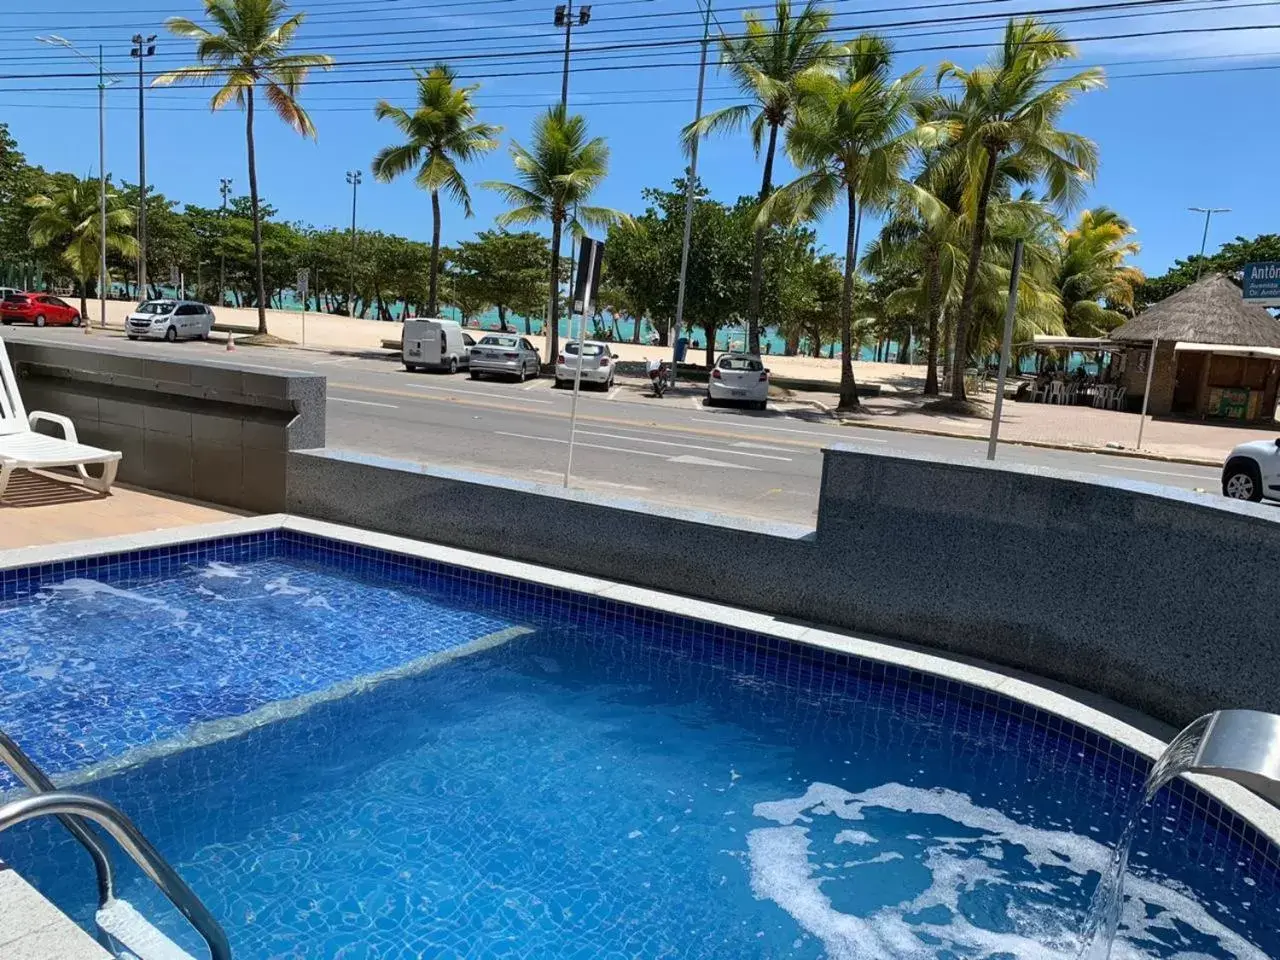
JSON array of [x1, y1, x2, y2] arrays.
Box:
[[469, 371, 480, 380], [127, 335, 138, 341], [165, 325, 178, 343], [554, 378, 566, 389], [755, 400, 768, 411], [1223, 460, 1263, 502], [70, 313, 82, 327], [449, 357, 459, 375], [34, 314, 45, 327], [1, 318, 10, 326], [404, 364, 418, 373], [704, 392, 716, 407]]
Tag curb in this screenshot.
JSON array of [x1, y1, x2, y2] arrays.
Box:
[[831, 416, 1222, 468]]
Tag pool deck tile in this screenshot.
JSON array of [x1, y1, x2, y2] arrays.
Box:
[[0, 472, 240, 551], [0, 870, 110, 959]]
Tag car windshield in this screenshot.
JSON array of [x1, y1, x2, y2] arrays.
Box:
[[135, 301, 176, 315], [719, 355, 763, 372], [564, 343, 604, 357], [479, 336, 519, 348]]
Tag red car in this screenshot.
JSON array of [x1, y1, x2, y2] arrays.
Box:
[[0, 292, 82, 327]]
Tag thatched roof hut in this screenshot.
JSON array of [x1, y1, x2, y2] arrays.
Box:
[[1111, 273, 1280, 348]]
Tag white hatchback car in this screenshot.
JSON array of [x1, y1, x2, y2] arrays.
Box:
[[126, 299, 215, 342], [707, 353, 769, 410], [555, 340, 616, 389], [1222, 437, 1280, 502]]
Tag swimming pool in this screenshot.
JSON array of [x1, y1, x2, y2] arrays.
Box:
[[1, 526, 1277, 959]]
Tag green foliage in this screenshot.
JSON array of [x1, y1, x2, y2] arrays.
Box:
[[1136, 234, 1280, 309], [445, 229, 549, 332]]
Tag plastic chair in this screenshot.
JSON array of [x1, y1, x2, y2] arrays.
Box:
[[1047, 381, 1067, 404], [1108, 385, 1127, 411]]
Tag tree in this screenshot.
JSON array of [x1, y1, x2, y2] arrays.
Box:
[[1136, 234, 1280, 309], [28, 175, 137, 319], [768, 35, 923, 410], [447, 230, 549, 332], [484, 105, 622, 363], [1054, 207, 1142, 335], [158, 0, 333, 336], [685, 0, 833, 355], [603, 218, 666, 343], [938, 17, 1103, 400], [372, 64, 500, 318]]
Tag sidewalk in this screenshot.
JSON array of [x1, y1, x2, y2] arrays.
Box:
[[835, 393, 1273, 465]]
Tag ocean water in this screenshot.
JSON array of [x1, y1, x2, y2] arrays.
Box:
[[0, 558, 1275, 959]]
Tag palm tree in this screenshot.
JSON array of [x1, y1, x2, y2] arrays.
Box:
[[765, 35, 922, 410], [1055, 206, 1142, 336], [156, 0, 333, 336], [29, 176, 137, 320], [373, 64, 501, 318], [937, 17, 1104, 401], [684, 0, 833, 355], [483, 105, 622, 363]]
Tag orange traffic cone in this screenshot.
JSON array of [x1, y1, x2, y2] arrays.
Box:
[[225, 332, 236, 352]]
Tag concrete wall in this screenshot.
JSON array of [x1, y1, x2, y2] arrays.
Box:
[[5, 338, 324, 512], [289, 444, 1280, 728]]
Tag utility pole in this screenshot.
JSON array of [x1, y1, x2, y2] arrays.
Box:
[[554, 2, 592, 107], [218, 177, 232, 306], [1136, 206, 1229, 449], [346, 170, 362, 315], [672, 0, 713, 385], [131, 33, 156, 299]]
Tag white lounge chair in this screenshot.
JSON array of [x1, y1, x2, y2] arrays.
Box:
[[0, 336, 121, 500]]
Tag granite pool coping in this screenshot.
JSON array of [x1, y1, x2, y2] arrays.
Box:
[[3, 513, 1279, 954]]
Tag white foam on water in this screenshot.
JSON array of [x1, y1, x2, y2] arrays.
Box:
[[44, 579, 188, 621], [264, 575, 309, 596], [201, 561, 246, 579], [746, 782, 1268, 960]]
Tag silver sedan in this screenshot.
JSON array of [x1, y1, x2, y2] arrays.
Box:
[[468, 334, 541, 382]]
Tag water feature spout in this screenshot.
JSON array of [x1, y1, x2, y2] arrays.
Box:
[[1173, 709, 1280, 804], [1080, 709, 1280, 959]]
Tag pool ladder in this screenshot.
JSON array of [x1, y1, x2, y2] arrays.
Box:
[[0, 730, 231, 960]]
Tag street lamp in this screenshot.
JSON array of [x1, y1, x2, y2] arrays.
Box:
[[1135, 205, 1230, 449], [36, 35, 120, 330], [553, 2, 591, 108], [131, 34, 157, 298], [219, 177, 232, 306], [346, 170, 362, 314]]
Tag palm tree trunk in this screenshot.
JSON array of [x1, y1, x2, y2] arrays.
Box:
[[898, 327, 912, 364], [428, 189, 442, 316], [548, 214, 563, 362], [705, 325, 715, 367], [745, 121, 780, 356], [924, 246, 942, 395], [245, 86, 268, 336], [838, 184, 860, 412], [79, 285, 87, 322], [631, 313, 642, 344], [950, 145, 999, 401]]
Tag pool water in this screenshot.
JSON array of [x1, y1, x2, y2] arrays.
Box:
[[1, 552, 1276, 959]]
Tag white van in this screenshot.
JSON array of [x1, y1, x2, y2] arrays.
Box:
[[402, 319, 475, 373]]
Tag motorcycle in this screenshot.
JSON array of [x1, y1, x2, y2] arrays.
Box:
[[647, 359, 670, 398]]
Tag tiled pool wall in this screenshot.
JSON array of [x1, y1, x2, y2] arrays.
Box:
[[4, 527, 1280, 911]]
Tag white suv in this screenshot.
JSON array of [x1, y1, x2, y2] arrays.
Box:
[[126, 299, 215, 342], [1221, 438, 1280, 502]]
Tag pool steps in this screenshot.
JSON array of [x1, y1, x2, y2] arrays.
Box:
[[97, 898, 196, 960]]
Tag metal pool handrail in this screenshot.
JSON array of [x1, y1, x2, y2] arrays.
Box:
[[0, 730, 115, 907], [0, 790, 232, 960]]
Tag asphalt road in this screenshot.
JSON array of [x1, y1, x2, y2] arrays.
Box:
[[3, 328, 1226, 523]]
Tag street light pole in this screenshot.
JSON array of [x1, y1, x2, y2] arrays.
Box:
[[37, 36, 118, 330], [672, 0, 713, 385], [131, 34, 156, 299], [346, 170, 362, 315], [218, 177, 232, 306], [1136, 205, 1230, 450], [553, 2, 591, 107]]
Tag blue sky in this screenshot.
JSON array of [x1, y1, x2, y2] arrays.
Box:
[[2, 0, 1277, 278]]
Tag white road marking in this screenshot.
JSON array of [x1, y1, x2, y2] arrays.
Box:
[[314, 358, 352, 366], [495, 431, 758, 470], [411, 382, 552, 404], [688, 397, 703, 410], [1090, 462, 1213, 481], [533, 469, 649, 491], [574, 429, 793, 461], [668, 455, 757, 470], [522, 379, 547, 391], [607, 386, 622, 400], [689, 416, 884, 443], [329, 396, 399, 409]]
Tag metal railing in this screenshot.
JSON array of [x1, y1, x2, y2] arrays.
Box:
[[0, 733, 231, 960]]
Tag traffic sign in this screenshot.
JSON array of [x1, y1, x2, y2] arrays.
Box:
[[1242, 262, 1280, 306], [296, 268, 310, 296]]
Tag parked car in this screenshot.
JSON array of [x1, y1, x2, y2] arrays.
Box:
[[0, 292, 81, 327], [555, 340, 616, 389], [403, 318, 475, 373], [1221, 437, 1280, 502], [126, 300, 215, 342], [706, 353, 769, 410], [469, 334, 541, 381]]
